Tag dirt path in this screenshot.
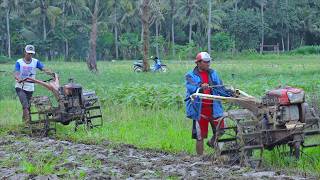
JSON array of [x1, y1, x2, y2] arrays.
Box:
[[0, 135, 313, 179]]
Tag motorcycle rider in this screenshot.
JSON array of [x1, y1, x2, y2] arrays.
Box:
[[152, 56, 162, 71]]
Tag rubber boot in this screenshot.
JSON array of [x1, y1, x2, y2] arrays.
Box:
[[207, 123, 217, 148], [22, 108, 31, 127], [206, 134, 215, 148]]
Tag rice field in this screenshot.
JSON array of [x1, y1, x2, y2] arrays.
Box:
[[1, 54, 320, 174]]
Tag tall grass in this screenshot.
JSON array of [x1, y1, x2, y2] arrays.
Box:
[[1, 56, 320, 175]]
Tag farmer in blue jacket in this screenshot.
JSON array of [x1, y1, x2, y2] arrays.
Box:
[[185, 52, 232, 155]]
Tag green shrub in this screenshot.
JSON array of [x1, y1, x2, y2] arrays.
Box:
[[211, 32, 234, 52], [0, 55, 12, 64], [119, 32, 141, 59], [290, 46, 320, 55], [106, 83, 184, 109], [175, 41, 199, 61]]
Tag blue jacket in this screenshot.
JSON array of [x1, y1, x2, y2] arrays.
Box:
[[185, 67, 232, 121]]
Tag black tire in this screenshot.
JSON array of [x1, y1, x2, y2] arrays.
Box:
[[160, 65, 167, 73], [134, 66, 143, 72]]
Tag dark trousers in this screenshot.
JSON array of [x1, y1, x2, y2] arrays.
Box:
[[15, 88, 33, 109]]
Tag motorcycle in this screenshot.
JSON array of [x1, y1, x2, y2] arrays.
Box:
[[133, 57, 167, 72]]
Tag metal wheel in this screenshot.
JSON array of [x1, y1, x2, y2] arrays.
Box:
[[29, 96, 56, 136], [213, 117, 240, 165], [237, 119, 263, 169], [83, 91, 103, 128], [75, 113, 94, 132]]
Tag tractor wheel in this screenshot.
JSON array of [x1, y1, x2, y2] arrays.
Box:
[[29, 96, 55, 136], [134, 66, 143, 72], [212, 117, 240, 165], [237, 119, 263, 169]]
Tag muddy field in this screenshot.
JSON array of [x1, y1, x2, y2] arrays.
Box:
[[0, 134, 314, 179]]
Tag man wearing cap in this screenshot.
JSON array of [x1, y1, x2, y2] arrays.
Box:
[[14, 45, 53, 126], [185, 52, 233, 155]]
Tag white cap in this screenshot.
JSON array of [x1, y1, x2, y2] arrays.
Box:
[[195, 52, 212, 62], [25, 45, 35, 54]]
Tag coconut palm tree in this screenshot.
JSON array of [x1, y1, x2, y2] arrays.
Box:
[[56, 0, 87, 60], [255, 0, 267, 53], [170, 0, 178, 57], [177, 0, 201, 44], [107, 0, 136, 60], [30, 0, 62, 59], [0, 0, 24, 58], [30, 0, 62, 42], [208, 0, 226, 53], [151, 0, 166, 58]]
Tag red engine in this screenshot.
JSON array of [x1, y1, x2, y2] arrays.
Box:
[[266, 86, 305, 105], [263, 86, 306, 126]]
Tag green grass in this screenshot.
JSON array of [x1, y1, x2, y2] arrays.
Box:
[[56, 104, 198, 153], [1, 55, 320, 175]]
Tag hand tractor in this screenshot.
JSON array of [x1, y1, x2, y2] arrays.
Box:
[[191, 86, 320, 168], [20, 73, 103, 136]]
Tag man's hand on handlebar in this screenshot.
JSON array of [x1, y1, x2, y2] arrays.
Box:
[[42, 68, 55, 77], [201, 83, 210, 90], [16, 77, 23, 83], [17, 77, 34, 83]]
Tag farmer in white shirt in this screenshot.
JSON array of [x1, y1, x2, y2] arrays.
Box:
[[14, 45, 53, 126]]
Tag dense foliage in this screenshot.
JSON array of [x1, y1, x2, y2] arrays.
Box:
[[1, 0, 320, 60]]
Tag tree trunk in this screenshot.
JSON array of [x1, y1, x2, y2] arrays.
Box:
[[287, 32, 290, 51], [6, 9, 11, 58], [281, 36, 285, 52], [40, 0, 47, 41], [87, 0, 99, 72], [234, 0, 238, 12], [285, 0, 289, 51], [189, 22, 192, 44], [141, 0, 150, 72], [65, 40, 69, 60], [300, 36, 304, 46], [171, 19, 175, 58], [171, 0, 176, 58], [260, 2, 264, 54], [156, 20, 160, 58], [40, 0, 48, 59], [42, 13, 47, 41], [114, 2, 119, 60], [141, 26, 144, 43], [207, 0, 212, 54], [115, 25, 119, 60], [62, 1, 69, 61], [281, 18, 285, 52]]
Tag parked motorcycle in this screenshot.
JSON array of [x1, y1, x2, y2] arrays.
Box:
[[133, 57, 167, 72]]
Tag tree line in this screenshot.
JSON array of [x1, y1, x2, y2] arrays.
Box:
[[1, 0, 320, 64]]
